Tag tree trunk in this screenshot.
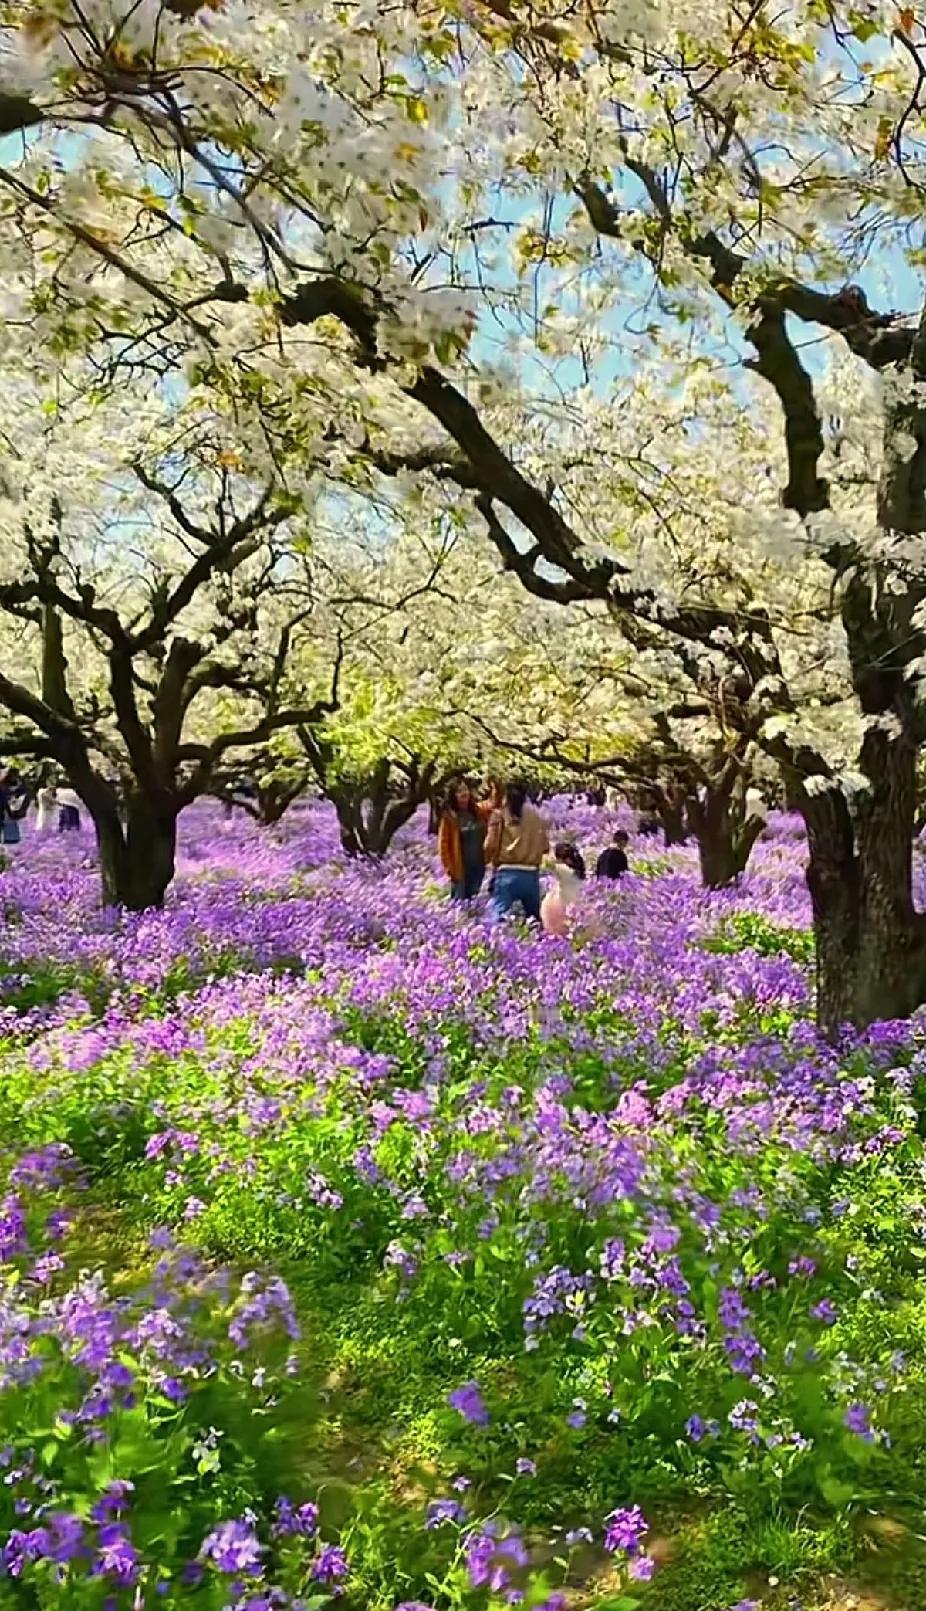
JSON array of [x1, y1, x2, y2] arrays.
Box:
[[695, 817, 764, 889], [259, 794, 289, 827], [94, 794, 177, 910], [687, 784, 765, 889], [256, 777, 306, 826], [792, 740, 926, 1037], [852, 729, 926, 1028], [334, 799, 363, 858], [363, 795, 423, 855], [328, 759, 436, 859], [659, 800, 688, 846]]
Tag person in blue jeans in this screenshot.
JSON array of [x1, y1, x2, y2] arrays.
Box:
[[485, 780, 550, 922]]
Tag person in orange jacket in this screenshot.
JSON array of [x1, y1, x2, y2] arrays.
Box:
[[438, 778, 499, 900]]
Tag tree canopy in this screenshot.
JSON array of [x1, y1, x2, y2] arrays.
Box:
[[5, 0, 926, 1025]]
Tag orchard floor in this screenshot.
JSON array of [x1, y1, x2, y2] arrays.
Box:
[[3, 802, 926, 1609]]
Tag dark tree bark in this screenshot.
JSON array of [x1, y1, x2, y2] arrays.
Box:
[[781, 722, 926, 1038], [331, 757, 439, 858], [220, 772, 309, 826], [681, 748, 767, 889], [95, 792, 179, 911], [257, 776, 307, 825], [296, 730, 442, 859], [655, 786, 688, 847], [688, 797, 765, 889]]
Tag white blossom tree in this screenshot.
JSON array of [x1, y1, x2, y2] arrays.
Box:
[[0, 374, 342, 906], [8, 1, 926, 1024]]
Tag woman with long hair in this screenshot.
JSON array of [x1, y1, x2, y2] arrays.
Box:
[[541, 840, 587, 937], [484, 779, 550, 922], [438, 778, 491, 900]]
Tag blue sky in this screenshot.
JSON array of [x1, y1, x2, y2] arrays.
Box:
[[4, 103, 925, 436]]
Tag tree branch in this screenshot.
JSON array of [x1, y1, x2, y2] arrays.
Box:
[[576, 173, 911, 518], [0, 92, 43, 138]]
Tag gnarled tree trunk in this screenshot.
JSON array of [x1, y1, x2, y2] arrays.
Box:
[[254, 776, 307, 826], [788, 733, 926, 1038], [93, 791, 178, 911], [640, 783, 688, 845], [331, 757, 438, 858], [686, 777, 765, 889], [692, 811, 765, 889], [659, 800, 688, 847]]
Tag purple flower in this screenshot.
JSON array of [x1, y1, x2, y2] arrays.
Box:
[[789, 1256, 817, 1278], [515, 1458, 536, 1476], [599, 1238, 625, 1280], [629, 1555, 656, 1581], [3, 1526, 50, 1576], [312, 1543, 349, 1589], [844, 1402, 874, 1442], [466, 1526, 528, 1592], [810, 1299, 838, 1324], [603, 1505, 648, 1557], [426, 1499, 466, 1529], [729, 1400, 759, 1434], [200, 1519, 264, 1576], [91, 1481, 134, 1523], [448, 1382, 489, 1426], [47, 1512, 85, 1564], [94, 1524, 138, 1585], [685, 1415, 705, 1442], [272, 1498, 318, 1539]]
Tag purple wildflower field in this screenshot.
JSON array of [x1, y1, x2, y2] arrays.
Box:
[[0, 802, 925, 1609]]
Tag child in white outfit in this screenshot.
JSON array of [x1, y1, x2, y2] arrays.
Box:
[[541, 841, 587, 936]]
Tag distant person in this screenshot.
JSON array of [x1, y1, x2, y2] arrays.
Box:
[[35, 780, 57, 833], [485, 780, 550, 923], [596, 829, 629, 880], [0, 771, 29, 846], [541, 841, 587, 936], [58, 785, 81, 832], [438, 779, 490, 901]]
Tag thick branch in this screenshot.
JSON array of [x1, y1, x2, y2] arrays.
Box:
[[0, 92, 43, 137], [0, 670, 79, 755], [577, 174, 912, 519]]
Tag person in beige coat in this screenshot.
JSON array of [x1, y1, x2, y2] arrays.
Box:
[[484, 781, 550, 923]]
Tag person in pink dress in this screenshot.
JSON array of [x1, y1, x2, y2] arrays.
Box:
[[541, 841, 587, 936]]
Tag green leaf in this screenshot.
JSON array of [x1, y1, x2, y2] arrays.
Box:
[[818, 1471, 856, 1506], [849, 12, 879, 39]]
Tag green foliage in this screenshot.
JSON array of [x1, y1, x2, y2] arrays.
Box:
[[704, 911, 815, 965], [3, 905, 926, 1605]]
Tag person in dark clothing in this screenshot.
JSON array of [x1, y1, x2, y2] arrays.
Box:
[[57, 784, 81, 832], [596, 829, 629, 880], [0, 770, 30, 846]]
